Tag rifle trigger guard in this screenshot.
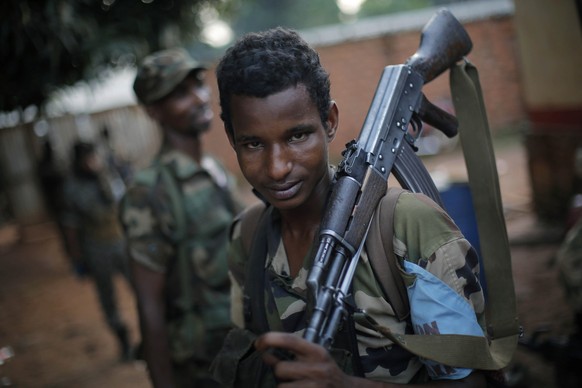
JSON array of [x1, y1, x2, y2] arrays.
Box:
[[403, 115, 423, 152], [338, 140, 359, 175]]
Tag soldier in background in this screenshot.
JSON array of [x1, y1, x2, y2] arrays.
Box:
[[61, 141, 133, 361], [38, 138, 65, 220], [120, 48, 241, 387], [98, 124, 133, 185]]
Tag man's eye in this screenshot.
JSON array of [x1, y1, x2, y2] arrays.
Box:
[[290, 133, 308, 142], [245, 141, 262, 150], [193, 72, 206, 84], [169, 85, 188, 98]]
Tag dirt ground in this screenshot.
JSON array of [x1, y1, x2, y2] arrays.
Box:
[[0, 135, 575, 387]]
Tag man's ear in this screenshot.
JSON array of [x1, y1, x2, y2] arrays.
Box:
[[325, 101, 339, 142], [145, 105, 161, 122]]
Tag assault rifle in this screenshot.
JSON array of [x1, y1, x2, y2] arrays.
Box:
[[304, 9, 473, 348]]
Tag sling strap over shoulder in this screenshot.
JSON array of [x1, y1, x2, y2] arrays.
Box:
[[365, 187, 409, 322], [239, 201, 271, 334]]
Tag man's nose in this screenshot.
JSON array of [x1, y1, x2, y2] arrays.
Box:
[[266, 144, 292, 181], [190, 86, 210, 104]]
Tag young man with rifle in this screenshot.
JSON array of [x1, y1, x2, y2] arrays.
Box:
[[211, 13, 499, 387]]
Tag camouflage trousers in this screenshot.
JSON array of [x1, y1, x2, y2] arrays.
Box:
[[82, 238, 132, 331], [172, 358, 226, 388], [172, 327, 230, 388]]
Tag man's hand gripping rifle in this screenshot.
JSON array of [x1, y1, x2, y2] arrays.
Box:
[[303, 9, 473, 349]]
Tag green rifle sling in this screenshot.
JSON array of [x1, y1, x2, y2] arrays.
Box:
[[365, 187, 410, 322], [239, 201, 272, 334]]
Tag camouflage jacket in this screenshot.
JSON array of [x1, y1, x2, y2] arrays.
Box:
[[226, 190, 485, 384], [62, 172, 124, 243], [120, 147, 240, 361]]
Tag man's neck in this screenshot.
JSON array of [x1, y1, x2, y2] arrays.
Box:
[[163, 130, 203, 163]]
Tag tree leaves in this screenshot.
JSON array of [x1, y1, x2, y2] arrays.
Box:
[[0, 0, 228, 114]]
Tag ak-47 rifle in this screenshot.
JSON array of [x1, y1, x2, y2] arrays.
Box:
[[303, 9, 473, 349]]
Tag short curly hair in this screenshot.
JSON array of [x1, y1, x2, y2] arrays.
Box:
[[216, 27, 331, 138]]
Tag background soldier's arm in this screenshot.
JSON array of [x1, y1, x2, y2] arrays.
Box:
[[132, 260, 176, 387]]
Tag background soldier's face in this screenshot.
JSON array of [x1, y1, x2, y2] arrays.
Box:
[[83, 152, 103, 174], [151, 72, 214, 136]]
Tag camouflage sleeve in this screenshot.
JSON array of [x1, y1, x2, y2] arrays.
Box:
[[119, 183, 175, 273], [393, 191, 485, 315], [62, 176, 119, 227], [227, 218, 247, 328]]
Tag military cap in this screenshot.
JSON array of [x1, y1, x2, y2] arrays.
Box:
[[133, 48, 206, 104]]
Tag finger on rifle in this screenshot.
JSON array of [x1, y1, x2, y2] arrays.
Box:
[[255, 332, 328, 361], [260, 346, 282, 366]]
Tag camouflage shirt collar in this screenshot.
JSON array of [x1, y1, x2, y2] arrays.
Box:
[[156, 147, 204, 179]]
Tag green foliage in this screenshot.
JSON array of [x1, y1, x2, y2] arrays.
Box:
[[0, 0, 231, 114]]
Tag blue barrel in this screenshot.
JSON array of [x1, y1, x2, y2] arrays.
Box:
[[439, 182, 488, 298]]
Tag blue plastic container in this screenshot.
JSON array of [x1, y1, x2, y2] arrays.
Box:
[[439, 182, 488, 298]]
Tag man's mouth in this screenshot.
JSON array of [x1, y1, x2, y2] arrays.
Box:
[[267, 181, 301, 201], [192, 106, 213, 123]]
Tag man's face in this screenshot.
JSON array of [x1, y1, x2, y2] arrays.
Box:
[[83, 151, 103, 174], [228, 85, 337, 211], [149, 71, 213, 135]]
